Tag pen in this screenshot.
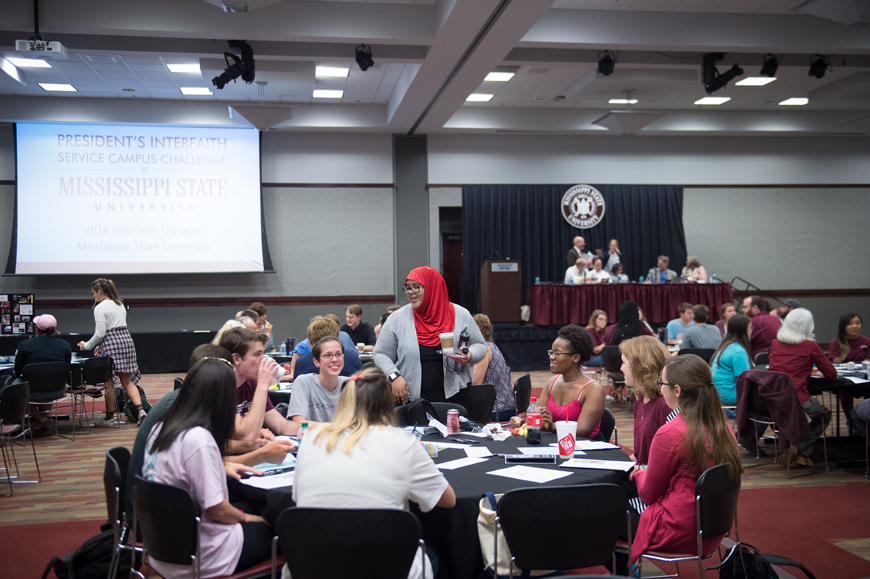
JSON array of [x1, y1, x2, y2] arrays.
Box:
[[260, 467, 294, 477], [455, 437, 480, 444]]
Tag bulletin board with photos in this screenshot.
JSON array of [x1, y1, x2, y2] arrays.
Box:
[[1, 294, 35, 335]]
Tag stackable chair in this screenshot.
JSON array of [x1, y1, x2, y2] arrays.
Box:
[[617, 463, 742, 578], [23, 361, 75, 440], [599, 407, 618, 445], [496, 484, 630, 578], [71, 356, 115, 430], [677, 349, 716, 363], [132, 475, 279, 579], [601, 346, 630, 411], [276, 507, 424, 579], [467, 383, 496, 423], [104, 447, 144, 579], [0, 381, 41, 495], [513, 374, 532, 415]]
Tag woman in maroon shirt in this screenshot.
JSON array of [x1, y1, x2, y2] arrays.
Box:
[[768, 308, 837, 468], [585, 309, 608, 367], [828, 312, 870, 427], [620, 336, 673, 465]]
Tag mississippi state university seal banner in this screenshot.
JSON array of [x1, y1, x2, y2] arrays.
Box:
[[561, 184, 605, 229]]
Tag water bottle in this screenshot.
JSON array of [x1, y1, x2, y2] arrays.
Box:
[[567, 277, 573, 285], [299, 422, 309, 444], [638, 275, 644, 284], [526, 397, 541, 445], [535, 276, 540, 285], [279, 341, 287, 355], [681, 273, 686, 283], [711, 272, 717, 283]]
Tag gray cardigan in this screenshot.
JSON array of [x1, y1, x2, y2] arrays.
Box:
[[373, 303, 487, 400]]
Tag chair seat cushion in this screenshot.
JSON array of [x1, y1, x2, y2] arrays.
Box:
[[222, 556, 284, 579]]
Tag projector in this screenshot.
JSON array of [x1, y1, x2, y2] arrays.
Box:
[[15, 39, 68, 60]]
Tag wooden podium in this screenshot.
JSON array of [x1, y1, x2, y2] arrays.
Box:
[[480, 260, 521, 322]]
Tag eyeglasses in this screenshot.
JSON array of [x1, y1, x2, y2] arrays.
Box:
[[656, 379, 673, 388], [403, 285, 424, 294], [320, 353, 345, 361], [547, 350, 577, 358]]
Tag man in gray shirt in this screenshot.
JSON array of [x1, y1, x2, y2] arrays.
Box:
[[682, 305, 723, 350]]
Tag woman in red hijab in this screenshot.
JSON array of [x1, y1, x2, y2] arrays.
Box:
[[373, 266, 487, 405]]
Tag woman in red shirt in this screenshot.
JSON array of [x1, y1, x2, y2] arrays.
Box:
[[768, 308, 837, 468], [629, 354, 743, 565]]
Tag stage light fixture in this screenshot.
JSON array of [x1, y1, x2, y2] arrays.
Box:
[[760, 54, 779, 77], [598, 51, 616, 76], [355, 45, 374, 71], [808, 55, 828, 79], [212, 40, 255, 89], [702, 53, 743, 94]]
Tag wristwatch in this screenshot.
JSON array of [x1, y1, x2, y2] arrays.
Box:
[[388, 370, 402, 383]]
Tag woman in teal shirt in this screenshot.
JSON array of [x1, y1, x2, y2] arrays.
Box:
[[709, 313, 752, 405]]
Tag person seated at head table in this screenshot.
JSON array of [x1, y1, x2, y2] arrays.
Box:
[[681, 305, 722, 350], [373, 266, 486, 405], [12, 313, 72, 437], [219, 327, 301, 442], [609, 262, 629, 283], [645, 254, 677, 284], [627, 355, 743, 569], [293, 317, 362, 380], [141, 356, 274, 579], [741, 295, 782, 359], [292, 366, 455, 579], [620, 336, 674, 466], [287, 336, 350, 428], [126, 343, 296, 524], [539, 324, 606, 440], [681, 256, 707, 282], [829, 312, 870, 428], [768, 308, 837, 468], [564, 257, 589, 284], [578, 256, 612, 284], [665, 302, 696, 344], [472, 313, 515, 422], [341, 304, 377, 352], [709, 313, 752, 407], [289, 315, 358, 375], [585, 309, 608, 367], [715, 303, 737, 338], [249, 302, 275, 353]]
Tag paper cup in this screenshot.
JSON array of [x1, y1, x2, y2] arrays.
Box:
[[439, 332, 455, 352], [555, 421, 577, 458], [356, 342, 365, 353]]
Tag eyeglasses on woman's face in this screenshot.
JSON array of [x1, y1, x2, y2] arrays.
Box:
[[547, 350, 577, 359], [320, 352, 345, 361], [656, 379, 673, 389], [403, 284, 424, 294]]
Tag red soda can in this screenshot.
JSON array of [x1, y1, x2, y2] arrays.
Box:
[[283, 364, 291, 373], [447, 409, 460, 434]]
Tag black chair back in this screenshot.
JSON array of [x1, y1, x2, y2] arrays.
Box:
[[82, 356, 113, 386], [173, 377, 184, 391], [678, 348, 715, 363], [598, 407, 616, 443], [105, 447, 131, 526], [276, 507, 423, 579], [467, 384, 496, 423], [498, 484, 628, 570], [513, 374, 532, 414], [22, 362, 70, 399], [431, 402, 468, 423], [133, 475, 200, 568], [696, 463, 741, 540], [272, 356, 293, 364], [0, 381, 30, 425], [753, 351, 769, 366], [396, 398, 439, 428], [601, 346, 622, 372]]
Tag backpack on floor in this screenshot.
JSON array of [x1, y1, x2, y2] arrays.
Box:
[[41, 521, 140, 579], [114, 385, 152, 422], [718, 543, 816, 579]]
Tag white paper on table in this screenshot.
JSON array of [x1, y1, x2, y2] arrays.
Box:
[[431, 441, 472, 450], [571, 440, 621, 451], [252, 452, 296, 473], [239, 471, 294, 490], [559, 458, 635, 472], [437, 457, 489, 470], [427, 413, 449, 437], [845, 376, 869, 384], [460, 431, 490, 438], [465, 446, 494, 458], [519, 447, 585, 456], [487, 465, 573, 484]]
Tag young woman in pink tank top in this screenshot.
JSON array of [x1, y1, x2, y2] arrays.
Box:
[[540, 325, 606, 440]]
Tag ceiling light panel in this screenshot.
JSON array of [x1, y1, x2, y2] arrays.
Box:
[[180, 87, 213, 95], [39, 83, 76, 92], [466, 93, 493, 102], [484, 72, 515, 82], [8, 58, 51, 68], [313, 89, 343, 98], [694, 96, 731, 105], [779, 97, 809, 106], [316, 67, 349, 78], [167, 63, 201, 73], [608, 98, 638, 104], [735, 77, 776, 86]]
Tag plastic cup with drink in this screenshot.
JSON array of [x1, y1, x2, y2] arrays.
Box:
[[555, 420, 577, 458]]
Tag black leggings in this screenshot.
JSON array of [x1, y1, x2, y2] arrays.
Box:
[[232, 501, 277, 573]]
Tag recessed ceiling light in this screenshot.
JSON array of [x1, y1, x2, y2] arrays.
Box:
[[484, 72, 514, 82], [735, 77, 776, 86], [694, 96, 731, 105], [466, 93, 493, 102], [8, 58, 51, 68], [313, 89, 343, 98], [608, 99, 639, 105], [316, 66, 349, 78], [779, 97, 809, 106], [39, 83, 76, 92], [167, 63, 201, 73], [180, 87, 213, 95]]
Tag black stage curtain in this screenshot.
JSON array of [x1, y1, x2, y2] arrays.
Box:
[[461, 184, 686, 311]]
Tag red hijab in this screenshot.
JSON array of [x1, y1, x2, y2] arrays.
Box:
[[407, 266, 455, 348]]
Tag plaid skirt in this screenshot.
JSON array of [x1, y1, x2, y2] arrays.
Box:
[[99, 326, 141, 387]]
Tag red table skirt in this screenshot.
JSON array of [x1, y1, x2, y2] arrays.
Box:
[[527, 283, 735, 326]]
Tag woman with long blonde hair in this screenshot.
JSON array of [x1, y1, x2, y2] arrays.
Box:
[[629, 354, 743, 562], [292, 366, 455, 579]]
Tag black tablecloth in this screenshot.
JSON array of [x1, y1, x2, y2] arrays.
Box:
[[231, 432, 632, 579], [527, 283, 734, 326]]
